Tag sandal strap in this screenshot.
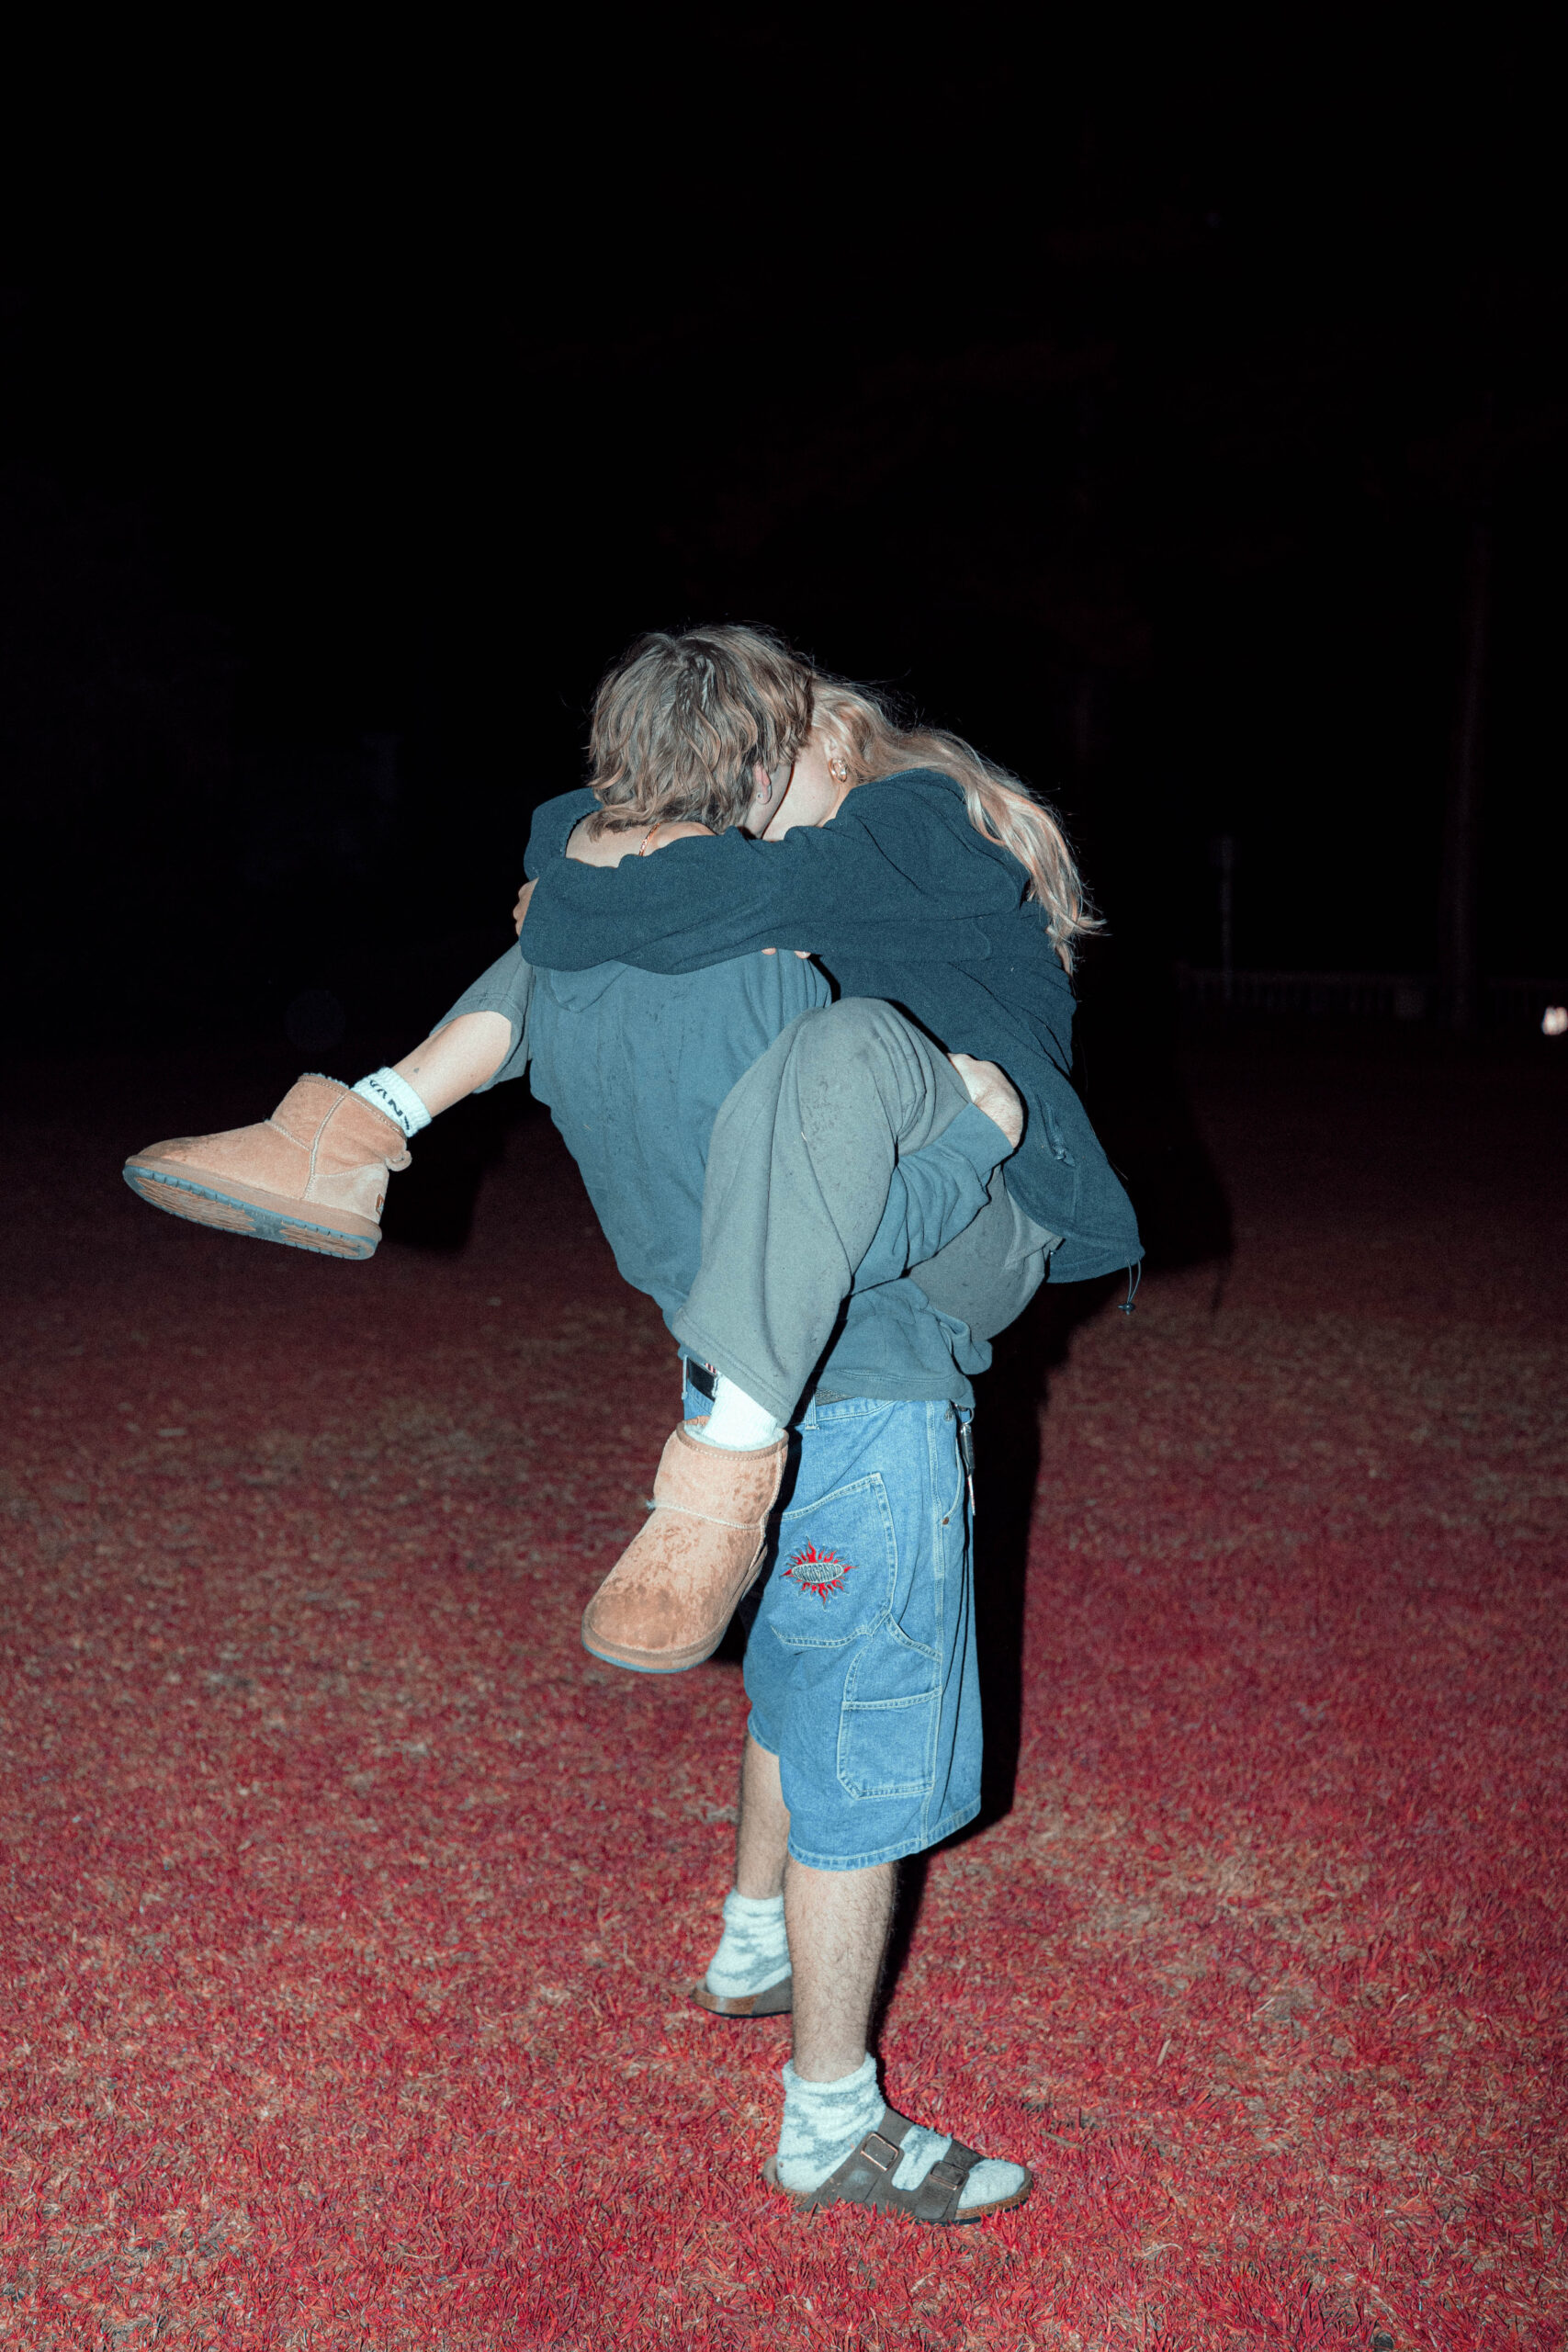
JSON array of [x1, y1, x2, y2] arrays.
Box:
[[809, 2108, 983, 2226], [922, 2137, 983, 2218]]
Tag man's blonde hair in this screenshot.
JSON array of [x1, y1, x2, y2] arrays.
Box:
[[586, 626, 815, 836]]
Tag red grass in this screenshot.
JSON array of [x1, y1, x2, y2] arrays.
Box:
[[2, 1039, 1564, 2347]]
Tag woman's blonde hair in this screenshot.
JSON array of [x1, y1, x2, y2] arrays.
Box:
[[813, 680, 1100, 974], [585, 624, 1098, 972]]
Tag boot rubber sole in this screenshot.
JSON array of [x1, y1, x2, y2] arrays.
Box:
[[580, 1623, 726, 1674], [122, 1159, 380, 1260]]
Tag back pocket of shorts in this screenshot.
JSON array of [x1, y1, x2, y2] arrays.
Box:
[[767, 1474, 897, 1649]]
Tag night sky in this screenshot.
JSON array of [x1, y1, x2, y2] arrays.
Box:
[[5, 21, 1563, 1050]]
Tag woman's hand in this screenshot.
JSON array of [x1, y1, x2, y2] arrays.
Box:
[[949, 1053, 1024, 1149]]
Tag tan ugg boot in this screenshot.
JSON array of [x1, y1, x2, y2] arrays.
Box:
[[122, 1075, 412, 1260], [581, 1420, 788, 1673]]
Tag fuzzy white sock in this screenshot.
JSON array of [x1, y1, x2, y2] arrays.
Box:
[[352, 1068, 432, 1139], [888, 2123, 1029, 2213], [775, 2055, 883, 2191], [691, 1374, 784, 1452], [703, 1888, 790, 1998]]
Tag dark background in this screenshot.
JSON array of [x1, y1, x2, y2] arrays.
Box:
[[3, 17, 1563, 1060]]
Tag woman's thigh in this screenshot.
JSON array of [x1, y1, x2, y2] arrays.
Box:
[[908, 1172, 1059, 1344]]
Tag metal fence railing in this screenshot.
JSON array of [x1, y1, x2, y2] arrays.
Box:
[[1174, 967, 1567, 1028]]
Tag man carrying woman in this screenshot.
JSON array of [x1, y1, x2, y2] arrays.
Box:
[[124, 626, 1140, 2225]]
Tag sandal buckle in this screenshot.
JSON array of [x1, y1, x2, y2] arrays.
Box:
[[861, 2132, 901, 2173]]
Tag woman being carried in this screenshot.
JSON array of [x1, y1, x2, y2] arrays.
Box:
[[125, 626, 1141, 1673]]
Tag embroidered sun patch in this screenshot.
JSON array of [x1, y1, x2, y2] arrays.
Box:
[[784, 1542, 856, 1604]]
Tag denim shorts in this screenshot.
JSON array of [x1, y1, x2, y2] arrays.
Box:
[[686, 1373, 982, 1870]]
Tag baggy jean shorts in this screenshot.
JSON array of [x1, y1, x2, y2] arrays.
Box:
[[686, 1369, 983, 1871]]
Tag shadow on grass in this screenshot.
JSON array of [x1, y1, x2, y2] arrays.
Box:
[[378, 1081, 541, 1252]]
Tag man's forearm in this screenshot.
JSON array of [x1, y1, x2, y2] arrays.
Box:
[[854, 1102, 1013, 1291]]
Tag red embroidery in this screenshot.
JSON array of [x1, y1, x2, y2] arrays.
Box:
[[784, 1542, 855, 1603]]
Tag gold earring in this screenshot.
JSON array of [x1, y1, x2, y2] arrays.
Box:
[[828, 752, 850, 785]]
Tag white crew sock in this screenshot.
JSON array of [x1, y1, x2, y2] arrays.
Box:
[[692, 1374, 784, 1452], [775, 2055, 883, 2191], [352, 1068, 432, 1139], [887, 2123, 1029, 2213], [703, 1888, 791, 1998], [775, 2055, 1029, 2211]]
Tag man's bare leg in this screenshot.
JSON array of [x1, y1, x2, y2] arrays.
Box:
[[727, 1731, 894, 2066], [694, 1736, 793, 2010], [785, 1855, 895, 2081], [391, 1011, 513, 1116], [735, 1734, 790, 1899], [773, 1856, 901, 2188]]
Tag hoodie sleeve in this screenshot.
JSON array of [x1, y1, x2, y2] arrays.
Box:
[[523, 788, 599, 880], [520, 780, 1018, 976]]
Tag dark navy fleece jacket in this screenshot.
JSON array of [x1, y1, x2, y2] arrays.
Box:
[[522, 768, 1143, 1285]]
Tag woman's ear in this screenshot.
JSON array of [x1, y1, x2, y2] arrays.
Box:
[[751, 761, 773, 802]]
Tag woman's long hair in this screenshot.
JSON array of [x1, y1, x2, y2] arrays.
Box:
[[810, 677, 1100, 974]]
